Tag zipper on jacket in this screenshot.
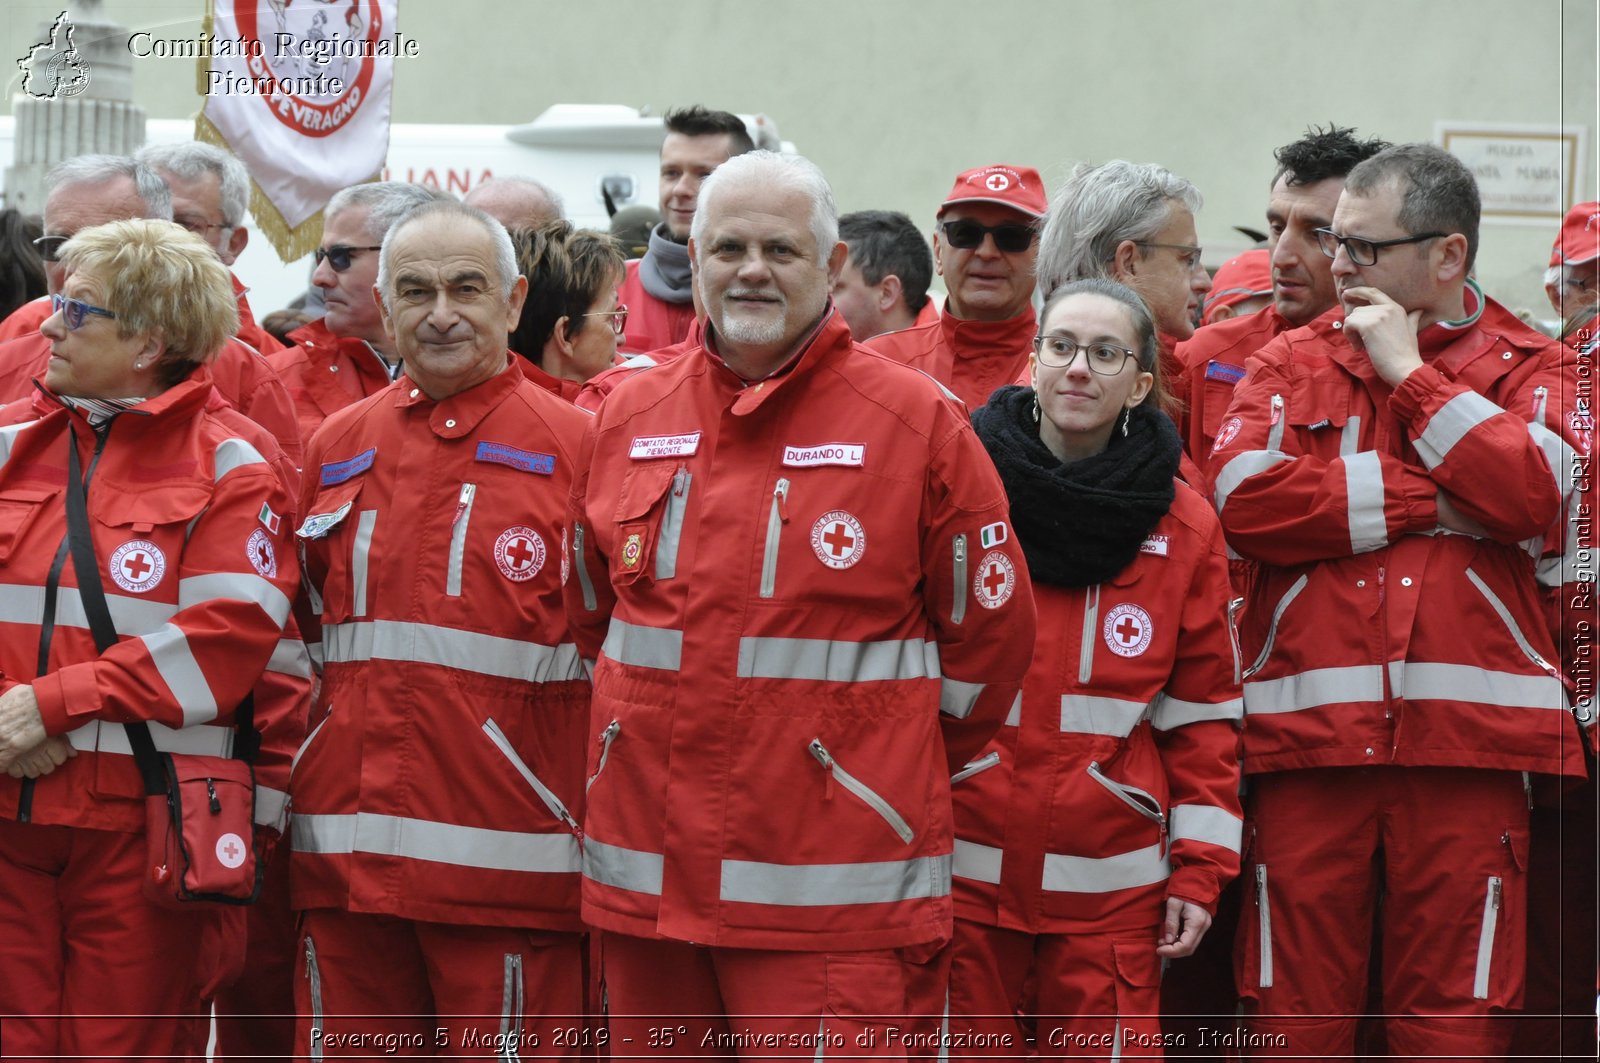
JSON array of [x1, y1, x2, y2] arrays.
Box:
[[1086, 761, 1167, 852], [305, 934, 325, 1061], [951, 750, 1000, 784], [1523, 772, 1533, 809], [1473, 875, 1502, 999], [571, 521, 597, 611], [1267, 393, 1286, 452], [1079, 585, 1101, 684], [1255, 864, 1274, 988], [759, 478, 790, 599], [1464, 567, 1563, 679], [483, 718, 581, 839], [1244, 575, 1309, 679], [1532, 386, 1549, 424], [500, 952, 525, 1057], [1226, 596, 1245, 687], [807, 738, 914, 843], [587, 720, 621, 792], [446, 483, 476, 597], [951, 534, 969, 626]]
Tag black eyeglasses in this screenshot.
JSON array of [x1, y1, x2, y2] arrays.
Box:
[[32, 234, 69, 263], [1032, 334, 1138, 375], [939, 219, 1037, 254], [51, 293, 117, 330], [1313, 227, 1447, 267], [581, 304, 629, 336], [313, 244, 383, 272]]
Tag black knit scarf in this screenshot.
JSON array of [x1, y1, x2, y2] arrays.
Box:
[[971, 385, 1180, 587]]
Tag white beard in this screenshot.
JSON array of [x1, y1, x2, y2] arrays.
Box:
[[718, 290, 788, 346]]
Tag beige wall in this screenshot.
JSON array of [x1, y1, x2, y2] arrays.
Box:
[[5, 0, 1596, 315]]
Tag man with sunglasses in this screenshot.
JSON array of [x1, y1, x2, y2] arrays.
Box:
[[1211, 144, 1589, 1060], [866, 164, 1045, 410], [267, 181, 447, 446]]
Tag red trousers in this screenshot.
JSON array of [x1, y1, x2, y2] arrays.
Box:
[[1237, 767, 1528, 1062], [947, 918, 1166, 1061], [0, 818, 221, 1062], [211, 837, 297, 1061], [599, 930, 950, 1059], [292, 908, 584, 1058]]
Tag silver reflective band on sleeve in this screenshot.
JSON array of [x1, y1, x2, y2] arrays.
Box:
[[939, 677, 985, 719], [1343, 452, 1388, 553], [1528, 421, 1575, 501], [292, 812, 580, 874], [601, 619, 683, 671], [1413, 391, 1502, 469], [1169, 804, 1244, 852], [65, 718, 235, 757], [137, 625, 218, 726], [656, 469, 691, 580], [1388, 661, 1566, 710], [1040, 843, 1170, 894], [256, 785, 289, 830], [323, 620, 584, 683], [736, 636, 939, 683], [1060, 694, 1148, 737], [720, 854, 951, 907], [267, 637, 313, 679], [1151, 694, 1244, 731], [306, 639, 325, 674], [1244, 665, 1385, 715], [952, 838, 1002, 884], [1339, 415, 1362, 456], [180, 572, 292, 627], [351, 509, 377, 617], [582, 837, 664, 895], [1213, 451, 1291, 512], [0, 582, 178, 635], [213, 436, 269, 480], [1003, 693, 1021, 727]]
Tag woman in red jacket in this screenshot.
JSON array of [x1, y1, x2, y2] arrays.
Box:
[[950, 277, 1242, 1059]]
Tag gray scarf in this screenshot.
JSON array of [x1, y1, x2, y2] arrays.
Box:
[[637, 224, 695, 305]]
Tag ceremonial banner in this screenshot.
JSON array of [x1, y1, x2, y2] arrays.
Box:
[[196, 0, 403, 259]]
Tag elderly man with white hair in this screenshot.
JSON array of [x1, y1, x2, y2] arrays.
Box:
[[565, 150, 1035, 1049]]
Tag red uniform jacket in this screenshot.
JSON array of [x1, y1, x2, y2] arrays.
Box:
[[616, 258, 696, 356], [268, 318, 397, 450], [866, 306, 1036, 412], [575, 320, 701, 413]]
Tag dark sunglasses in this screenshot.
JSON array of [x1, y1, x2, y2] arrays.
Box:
[[939, 219, 1037, 254], [51, 293, 117, 330], [314, 244, 383, 272], [32, 234, 69, 263]]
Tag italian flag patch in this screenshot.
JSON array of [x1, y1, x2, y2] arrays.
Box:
[[979, 522, 1008, 548]]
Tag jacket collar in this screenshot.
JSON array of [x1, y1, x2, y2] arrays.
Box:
[[939, 303, 1037, 361], [392, 351, 523, 438], [701, 305, 849, 417], [33, 366, 216, 429]]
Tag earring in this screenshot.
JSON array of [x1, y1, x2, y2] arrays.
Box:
[[1120, 408, 1131, 437], [1032, 395, 1040, 424], [134, 361, 145, 370]]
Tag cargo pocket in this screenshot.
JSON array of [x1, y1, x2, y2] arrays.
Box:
[[1111, 939, 1163, 1046], [0, 485, 57, 563], [611, 462, 679, 585], [825, 950, 910, 1024]]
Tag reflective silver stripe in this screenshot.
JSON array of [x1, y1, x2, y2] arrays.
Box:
[[736, 636, 939, 683], [720, 855, 951, 907], [267, 637, 313, 679], [1390, 661, 1565, 710], [305, 935, 324, 1062], [939, 677, 984, 719], [0, 582, 178, 635], [1463, 567, 1561, 677], [292, 811, 580, 874], [1214, 450, 1292, 512], [214, 436, 268, 480], [64, 718, 234, 757], [1003, 692, 1021, 727], [180, 571, 291, 626], [1169, 804, 1243, 852], [952, 838, 1002, 884], [1528, 421, 1574, 499], [446, 483, 475, 597], [571, 522, 597, 612], [582, 837, 663, 895], [0, 420, 37, 471], [1474, 876, 1501, 999], [306, 639, 325, 674], [1060, 694, 1147, 737], [1245, 575, 1308, 679], [1151, 693, 1243, 731], [323, 619, 584, 683], [1040, 843, 1169, 894], [137, 626, 218, 726], [1339, 415, 1362, 456], [656, 468, 690, 580], [500, 952, 524, 1061], [256, 785, 289, 830], [601, 618, 683, 671], [1244, 664, 1386, 714], [1256, 865, 1273, 987], [351, 509, 377, 617], [1414, 391, 1503, 469], [1343, 452, 1388, 553], [620, 354, 658, 369]]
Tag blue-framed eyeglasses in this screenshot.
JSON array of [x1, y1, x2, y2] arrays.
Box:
[[51, 293, 117, 331]]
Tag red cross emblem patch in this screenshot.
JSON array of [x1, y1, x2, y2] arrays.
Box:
[[810, 510, 866, 570], [214, 832, 247, 869], [109, 539, 166, 594], [1213, 416, 1243, 453], [985, 173, 1010, 191], [1102, 603, 1154, 657], [246, 529, 277, 578], [494, 526, 546, 582], [973, 550, 1015, 609]]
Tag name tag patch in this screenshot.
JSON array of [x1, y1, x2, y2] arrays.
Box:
[[782, 443, 865, 468], [1139, 534, 1170, 556], [476, 441, 556, 475], [1205, 360, 1247, 385], [630, 433, 701, 460], [320, 448, 375, 486]]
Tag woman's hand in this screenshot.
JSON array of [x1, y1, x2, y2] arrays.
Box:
[[1157, 896, 1213, 958], [5, 737, 76, 779], [0, 685, 49, 772]]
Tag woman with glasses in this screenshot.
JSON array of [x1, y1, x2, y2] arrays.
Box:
[[948, 278, 1242, 1059], [510, 220, 628, 401], [0, 219, 300, 1059]]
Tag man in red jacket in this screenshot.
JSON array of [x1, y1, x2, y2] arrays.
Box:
[[567, 150, 1036, 1052], [832, 209, 936, 341], [1211, 144, 1588, 1060], [866, 164, 1045, 410]]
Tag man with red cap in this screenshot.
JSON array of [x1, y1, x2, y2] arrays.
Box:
[[1544, 199, 1600, 344], [1200, 249, 1273, 326], [866, 165, 1046, 410]]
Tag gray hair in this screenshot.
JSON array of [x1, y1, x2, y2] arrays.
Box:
[[465, 175, 565, 220], [691, 150, 838, 262], [377, 200, 518, 309], [1038, 276, 1166, 410], [136, 141, 251, 227], [46, 154, 172, 221], [1345, 143, 1481, 272], [326, 181, 451, 243], [1036, 161, 1202, 298]]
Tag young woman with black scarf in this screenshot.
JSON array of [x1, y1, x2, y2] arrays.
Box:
[[945, 278, 1242, 1059]]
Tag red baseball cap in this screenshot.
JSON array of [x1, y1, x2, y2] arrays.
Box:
[[1549, 201, 1600, 268], [1201, 249, 1273, 325], [938, 165, 1047, 220]]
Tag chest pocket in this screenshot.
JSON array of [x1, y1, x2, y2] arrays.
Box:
[[296, 477, 372, 620], [610, 461, 686, 585], [0, 485, 59, 565], [1289, 369, 1358, 456]]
